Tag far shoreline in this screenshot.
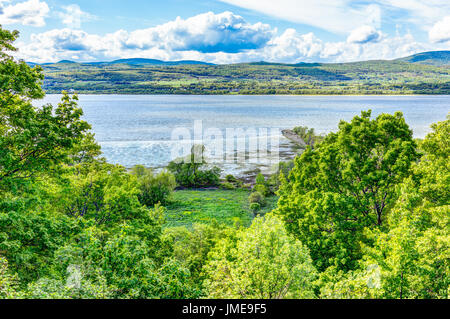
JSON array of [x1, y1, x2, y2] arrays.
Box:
[[42, 92, 450, 97]]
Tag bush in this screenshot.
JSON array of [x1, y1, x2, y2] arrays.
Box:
[[255, 173, 266, 185], [131, 165, 176, 206], [168, 146, 221, 188], [267, 160, 295, 191], [253, 184, 269, 197], [225, 175, 238, 183], [249, 191, 265, 206], [220, 182, 236, 190], [249, 203, 261, 215]]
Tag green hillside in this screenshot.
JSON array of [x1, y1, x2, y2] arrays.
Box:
[[38, 52, 450, 95], [397, 51, 450, 66]]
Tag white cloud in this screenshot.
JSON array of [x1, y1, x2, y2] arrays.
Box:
[[120, 11, 274, 53], [377, 0, 450, 29], [220, 0, 450, 34], [14, 10, 449, 64], [323, 33, 429, 62], [347, 26, 382, 44], [58, 4, 96, 29], [0, 0, 49, 27], [219, 0, 381, 34], [429, 16, 450, 43], [16, 12, 275, 62], [261, 29, 324, 63]]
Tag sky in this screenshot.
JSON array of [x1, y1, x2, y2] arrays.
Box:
[[1, 0, 449, 64]]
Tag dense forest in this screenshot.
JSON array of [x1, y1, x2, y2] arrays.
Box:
[[1, 26, 449, 299], [38, 54, 450, 95]]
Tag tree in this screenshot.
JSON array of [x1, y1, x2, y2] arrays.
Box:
[[168, 145, 221, 188], [163, 222, 229, 293], [51, 205, 199, 299], [276, 111, 419, 271], [203, 215, 317, 299], [0, 25, 202, 300], [358, 116, 449, 299], [292, 126, 324, 149], [0, 26, 90, 188], [0, 256, 23, 299], [320, 116, 449, 299]]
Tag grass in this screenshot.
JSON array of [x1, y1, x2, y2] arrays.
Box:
[[163, 189, 278, 228]]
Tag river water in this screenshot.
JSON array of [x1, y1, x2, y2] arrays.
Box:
[[36, 95, 450, 176]]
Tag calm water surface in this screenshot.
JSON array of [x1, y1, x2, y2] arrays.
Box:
[[36, 95, 450, 174]]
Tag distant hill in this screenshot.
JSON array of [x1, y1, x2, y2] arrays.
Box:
[[58, 60, 77, 64], [107, 58, 214, 66], [27, 58, 214, 67], [24, 50, 450, 95], [28, 50, 450, 68], [397, 51, 450, 66]]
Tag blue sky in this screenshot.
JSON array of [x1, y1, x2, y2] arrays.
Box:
[[1, 0, 449, 63]]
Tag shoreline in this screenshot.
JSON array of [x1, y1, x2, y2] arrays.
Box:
[[43, 92, 450, 97]]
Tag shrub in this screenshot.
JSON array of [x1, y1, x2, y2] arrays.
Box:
[[249, 191, 265, 206], [249, 203, 261, 215], [255, 173, 266, 185], [225, 175, 238, 183], [168, 146, 221, 188], [131, 165, 176, 207], [220, 182, 236, 190], [253, 184, 269, 197]]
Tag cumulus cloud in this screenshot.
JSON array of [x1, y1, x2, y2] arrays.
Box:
[[261, 29, 324, 63], [120, 11, 274, 53], [58, 4, 96, 29], [0, 0, 49, 27], [16, 12, 275, 62], [323, 33, 429, 63], [429, 16, 450, 43], [14, 10, 448, 65], [347, 26, 382, 44]]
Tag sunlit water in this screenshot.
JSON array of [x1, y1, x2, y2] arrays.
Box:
[[35, 95, 450, 176]]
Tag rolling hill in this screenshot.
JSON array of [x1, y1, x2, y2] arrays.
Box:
[[32, 51, 450, 95], [397, 51, 450, 66]]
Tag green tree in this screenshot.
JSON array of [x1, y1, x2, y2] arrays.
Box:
[[0, 256, 24, 298], [52, 205, 199, 299], [358, 116, 449, 299], [163, 222, 229, 293], [277, 111, 419, 271], [168, 145, 221, 188], [292, 126, 324, 149], [0, 26, 90, 188], [320, 116, 449, 299], [204, 215, 317, 299]]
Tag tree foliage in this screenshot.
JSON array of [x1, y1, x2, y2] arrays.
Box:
[[204, 215, 317, 299], [277, 111, 419, 270], [319, 115, 449, 299]]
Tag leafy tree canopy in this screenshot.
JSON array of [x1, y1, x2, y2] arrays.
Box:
[[276, 111, 419, 271]]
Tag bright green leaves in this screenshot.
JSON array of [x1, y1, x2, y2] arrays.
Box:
[[277, 111, 419, 271], [203, 215, 317, 299], [319, 114, 449, 299], [0, 25, 90, 189], [0, 93, 90, 188]]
